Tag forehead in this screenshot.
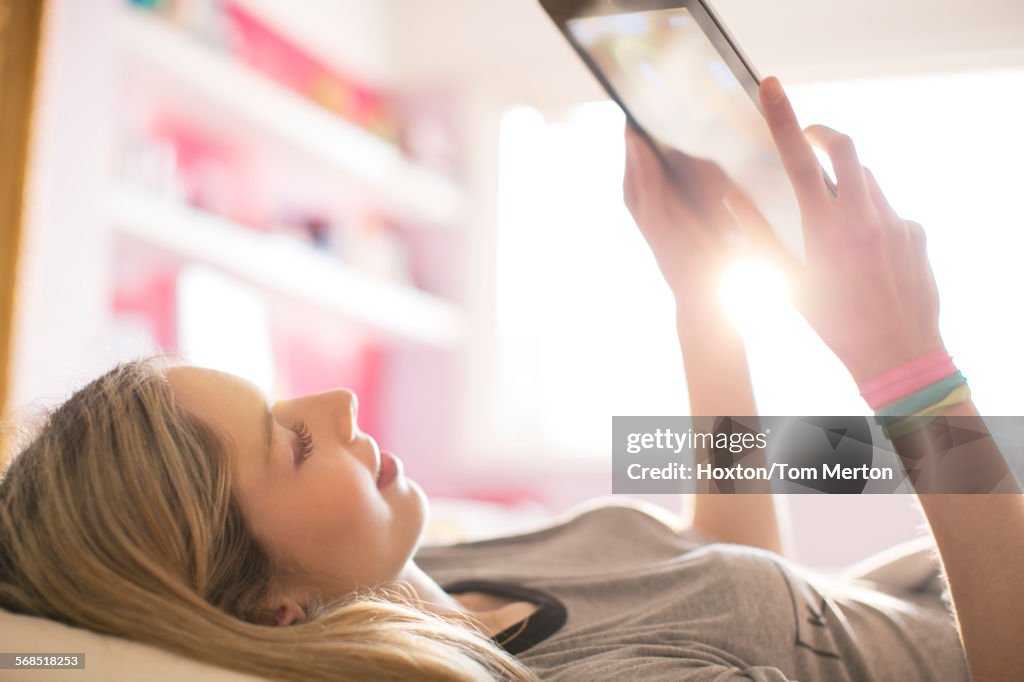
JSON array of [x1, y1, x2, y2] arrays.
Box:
[[165, 366, 266, 459], [166, 366, 262, 403]]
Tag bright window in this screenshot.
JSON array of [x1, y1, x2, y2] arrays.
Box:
[[488, 67, 1024, 463]]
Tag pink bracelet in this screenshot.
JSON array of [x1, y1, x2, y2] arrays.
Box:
[[859, 349, 958, 410]]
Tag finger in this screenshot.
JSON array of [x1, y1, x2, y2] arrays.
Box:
[[722, 187, 800, 275], [759, 77, 830, 220], [623, 125, 634, 203], [625, 119, 640, 152], [631, 126, 660, 172], [665, 150, 711, 217], [904, 219, 927, 252], [804, 125, 870, 210], [633, 130, 673, 205], [863, 167, 901, 224], [701, 161, 746, 240], [664, 147, 699, 183], [624, 125, 669, 219], [623, 123, 642, 210]]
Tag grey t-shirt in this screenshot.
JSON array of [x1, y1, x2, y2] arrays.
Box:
[[414, 497, 969, 681]]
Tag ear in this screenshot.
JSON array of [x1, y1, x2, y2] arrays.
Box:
[[262, 596, 306, 627]]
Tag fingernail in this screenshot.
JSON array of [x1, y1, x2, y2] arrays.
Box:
[[762, 76, 785, 102]]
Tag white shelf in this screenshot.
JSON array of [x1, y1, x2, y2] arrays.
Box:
[[108, 189, 464, 348], [114, 6, 464, 227]]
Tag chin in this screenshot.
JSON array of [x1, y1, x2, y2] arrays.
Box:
[[407, 478, 430, 545]]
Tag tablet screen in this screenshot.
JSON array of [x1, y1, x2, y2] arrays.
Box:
[[567, 4, 803, 258]]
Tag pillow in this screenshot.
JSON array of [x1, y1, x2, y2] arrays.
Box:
[[1, 608, 267, 681], [3, 498, 553, 679]]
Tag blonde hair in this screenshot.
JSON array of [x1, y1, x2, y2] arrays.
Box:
[[0, 357, 537, 681]]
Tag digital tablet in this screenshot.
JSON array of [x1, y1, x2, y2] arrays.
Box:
[[539, 0, 825, 259]]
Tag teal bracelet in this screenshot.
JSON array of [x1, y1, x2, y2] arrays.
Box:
[[873, 372, 967, 426], [880, 383, 972, 440]]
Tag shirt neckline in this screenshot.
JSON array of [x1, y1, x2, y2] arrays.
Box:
[[442, 578, 567, 655]]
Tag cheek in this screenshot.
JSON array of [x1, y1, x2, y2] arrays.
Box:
[[293, 471, 379, 535], [261, 471, 381, 559]]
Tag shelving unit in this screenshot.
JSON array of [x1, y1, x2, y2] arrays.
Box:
[[109, 188, 463, 348], [114, 5, 464, 228], [105, 3, 471, 353], [93, 1, 476, 466]]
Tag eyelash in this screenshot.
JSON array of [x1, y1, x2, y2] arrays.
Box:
[[291, 420, 314, 464]]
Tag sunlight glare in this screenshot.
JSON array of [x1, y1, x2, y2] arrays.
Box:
[[718, 258, 791, 331]]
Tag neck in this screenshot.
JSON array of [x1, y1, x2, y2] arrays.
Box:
[[397, 561, 466, 612], [396, 561, 498, 635]]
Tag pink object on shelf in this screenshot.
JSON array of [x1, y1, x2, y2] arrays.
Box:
[[148, 114, 264, 228], [223, 1, 398, 142]]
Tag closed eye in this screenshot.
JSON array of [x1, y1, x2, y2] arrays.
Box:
[[292, 420, 314, 465]]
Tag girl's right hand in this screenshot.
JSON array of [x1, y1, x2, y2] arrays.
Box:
[[725, 76, 947, 385]]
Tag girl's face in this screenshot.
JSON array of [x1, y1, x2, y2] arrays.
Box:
[[167, 366, 427, 602]]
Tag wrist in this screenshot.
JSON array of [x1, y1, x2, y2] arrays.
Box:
[[843, 332, 947, 387], [666, 260, 730, 303], [673, 284, 728, 317], [856, 346, 970, 444]]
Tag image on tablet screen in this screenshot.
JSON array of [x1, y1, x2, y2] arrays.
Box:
[[568, 6, 803, 257]]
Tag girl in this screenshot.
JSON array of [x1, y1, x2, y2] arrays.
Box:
[[1, 78, 1019, 681]]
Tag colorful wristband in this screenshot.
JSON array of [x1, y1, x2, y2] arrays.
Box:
[[874, 372, 967, 426], [860, 349, 957, 410], [881, 383, 972, 440]]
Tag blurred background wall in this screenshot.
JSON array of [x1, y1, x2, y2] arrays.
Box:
[[4, 0, 1023, 568]]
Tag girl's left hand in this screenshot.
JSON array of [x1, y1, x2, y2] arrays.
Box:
[[623, 122, 783, 298]]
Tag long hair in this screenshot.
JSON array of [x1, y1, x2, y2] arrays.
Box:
[[0, 357, 537, 681]]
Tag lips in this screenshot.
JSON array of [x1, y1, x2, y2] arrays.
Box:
[[377, 450, 400, 488]]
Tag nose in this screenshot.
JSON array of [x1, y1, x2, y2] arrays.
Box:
[[273, 388, 358, 441], [335, 388, 359, 443], [333, 389, 380, 474]]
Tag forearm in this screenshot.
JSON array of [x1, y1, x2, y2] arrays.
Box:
[[892, 401, 1024, 680], [674, 294, 790, 556], [674, 295, 755, 416]]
